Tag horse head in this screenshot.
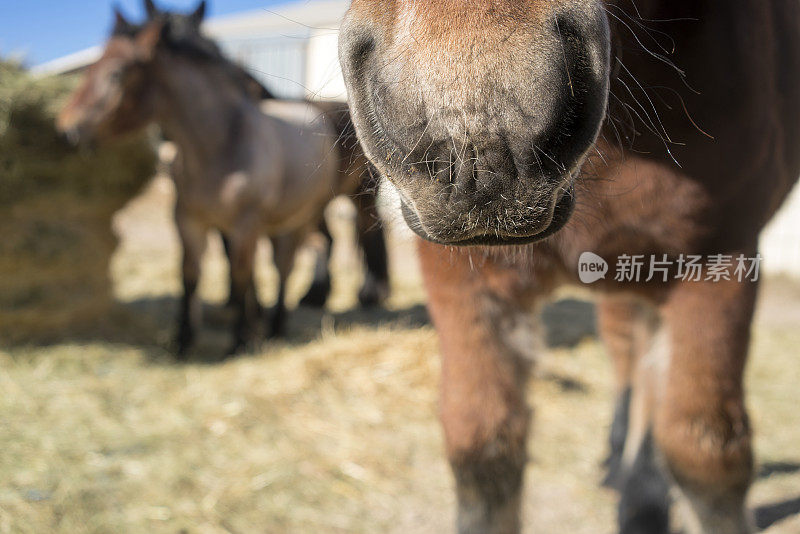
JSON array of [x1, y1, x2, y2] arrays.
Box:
[[57, 1, 207, 144]]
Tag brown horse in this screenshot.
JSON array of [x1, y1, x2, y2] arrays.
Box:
[[339, 1, 800, 533], [59, 1, 387, 356]]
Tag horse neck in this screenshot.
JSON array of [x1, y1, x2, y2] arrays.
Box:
[[151, 54, 253, 172]]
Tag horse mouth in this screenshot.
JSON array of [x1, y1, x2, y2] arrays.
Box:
[[386, 180, 576, 247]]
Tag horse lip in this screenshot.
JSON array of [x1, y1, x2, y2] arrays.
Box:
[[58, 122, 97, 151], [400, 186, 576, 247]]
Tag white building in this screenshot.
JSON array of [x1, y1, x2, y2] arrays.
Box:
[[205, 0, 348, 99], [33, 0, 350, 100], [761, 184, 800, 276], [32, 0, 800, 277]]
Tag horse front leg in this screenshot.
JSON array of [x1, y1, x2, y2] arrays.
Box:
[[419, 240, 543, 534], [225, 221, 260, 355], [174, 210, 207, 358], [654, 274, 758, 534], [222, 233, 261, 316]]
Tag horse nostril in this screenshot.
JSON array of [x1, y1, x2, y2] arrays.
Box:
[[341, 24, 376, 74]]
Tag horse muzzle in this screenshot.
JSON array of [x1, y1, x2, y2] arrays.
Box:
[[340, 0, 610, 246]]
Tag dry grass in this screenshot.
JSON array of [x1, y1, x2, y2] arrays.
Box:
[[0, 60, 156, 344], [0, 177, 798, 533]]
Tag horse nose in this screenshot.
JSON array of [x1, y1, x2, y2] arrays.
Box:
[[423, 143, 475, 188], [415, 139, 518, 201], [58, 123, 96, 151], [56, 106, 85, 144]]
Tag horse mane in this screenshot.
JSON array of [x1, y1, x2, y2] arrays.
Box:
[[114, 13, 276, 101]]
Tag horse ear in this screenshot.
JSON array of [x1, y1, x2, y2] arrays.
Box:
[[144, 0, 159, 19], [113, 6, 133, 34], [135, 19, 164, 60], [190, 1, 207, 25]]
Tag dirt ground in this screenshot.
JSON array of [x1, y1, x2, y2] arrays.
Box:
[[1, 176, 799, 533]]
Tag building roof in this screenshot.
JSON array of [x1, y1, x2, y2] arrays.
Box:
[[206, 0, 348, 39], [30, 46, 103, 76], [31, 0, 349, 76]]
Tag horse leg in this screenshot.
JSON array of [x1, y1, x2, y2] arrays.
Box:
[[174, 212, 207, 357], [419, 240, 541, 534], [222, 232, 262, 317], [225, 222, 260, 355], [267, 231, 302, 339], [598, 296, 644, 486], [601, 300, 671, 534], [298, 219, 332, 308], [355, 189, 389, 307], [596, 296, 671, 534], [653, 275, 757, 534], [222, 233, 235, 307]]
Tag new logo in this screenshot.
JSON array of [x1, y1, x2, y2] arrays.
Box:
[[578, 252, 608, 284]]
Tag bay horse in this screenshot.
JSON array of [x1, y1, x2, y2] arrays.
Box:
[[59, 2, 388, 356], [339, 1, 800, 533]]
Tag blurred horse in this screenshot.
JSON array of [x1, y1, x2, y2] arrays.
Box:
[[59, 1, 387, 356], [340, 1, 800, 533]]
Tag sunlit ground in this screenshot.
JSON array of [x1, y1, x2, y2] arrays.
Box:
[[1, 177, 798, 533]]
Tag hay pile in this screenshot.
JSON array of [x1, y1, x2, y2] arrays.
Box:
[[0, 60, 157, 344]]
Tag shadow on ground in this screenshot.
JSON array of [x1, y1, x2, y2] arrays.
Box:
[[2, 296, 598, 366], [541, 298, 597, 348], [110, 296, 430, 364], [753, 463, 800, 529], [132, 295, 597, 363], [758, 462, 800, 479], [755, 496, 800, 530]]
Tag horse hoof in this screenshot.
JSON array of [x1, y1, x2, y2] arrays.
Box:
[[225, 341, 246, 357], [358, 278, 389, 307], [173, 333, 194, 360], [266, 324, 287, 340], [299, 281, 331, 308], [266, 306, 288, 339], [619, 508, 670, 534]]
